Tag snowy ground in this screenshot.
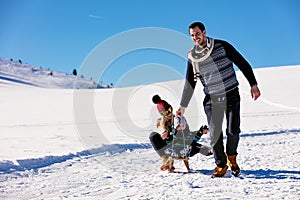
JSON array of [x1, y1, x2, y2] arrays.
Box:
[[0, 66, 300, 199]]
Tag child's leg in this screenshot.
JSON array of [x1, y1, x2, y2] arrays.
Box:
[[190, 141, 213, 157], [149, 132, 167, 157], [183, 157, 190, 170]]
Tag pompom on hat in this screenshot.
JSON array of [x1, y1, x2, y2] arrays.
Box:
[[152, 95, 173, 116]]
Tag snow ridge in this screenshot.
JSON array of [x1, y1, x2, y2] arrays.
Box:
[[0, 143, 152, 174]]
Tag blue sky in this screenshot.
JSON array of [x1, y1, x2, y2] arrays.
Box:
[[0, 0, 299, 87]]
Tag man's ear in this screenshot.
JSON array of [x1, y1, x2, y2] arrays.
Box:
[[203, 29, 206, 36]]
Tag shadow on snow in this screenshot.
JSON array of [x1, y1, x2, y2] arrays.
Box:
[[240, 128, 300, 138], [197, 169, 300, 180]]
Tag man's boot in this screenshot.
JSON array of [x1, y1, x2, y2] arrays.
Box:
[[211, 165, 228, 177], [227, 155, 240, 177]]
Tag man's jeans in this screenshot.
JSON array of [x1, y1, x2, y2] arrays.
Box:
[[203, 88, 241, 168]]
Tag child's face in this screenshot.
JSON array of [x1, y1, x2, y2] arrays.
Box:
[[165, 112, 173, 121], [160, 107, 173, 121]]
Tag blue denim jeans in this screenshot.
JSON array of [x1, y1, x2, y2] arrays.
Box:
[[203, 88, 241, 168]]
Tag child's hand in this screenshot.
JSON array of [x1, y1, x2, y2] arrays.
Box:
[[176, 123, 186, 131], [201, 125, 209, 134], [202, 129, 208, 134], [156, 117, 162, 128], [161, 130, 169, 140]]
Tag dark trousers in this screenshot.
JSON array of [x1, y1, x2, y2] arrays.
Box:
[[149, 132, 167, 157], [203, 88, 241, 168]]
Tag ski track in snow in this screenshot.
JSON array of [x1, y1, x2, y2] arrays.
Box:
[[240, 90, 300, 113], [1, 130, 299, 200]]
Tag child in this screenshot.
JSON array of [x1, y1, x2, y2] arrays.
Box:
[[149, 95, 212, 171]]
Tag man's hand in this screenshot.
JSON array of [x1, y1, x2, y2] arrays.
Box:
[[251, 85, 261, 101], [176, 106, 186, 116]]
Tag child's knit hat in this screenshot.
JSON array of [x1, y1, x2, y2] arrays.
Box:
[[152, 95, 173, 115]]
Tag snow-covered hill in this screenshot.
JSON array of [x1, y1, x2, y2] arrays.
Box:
[[0, 65, 299, 199], [0, 58, 112, 89]]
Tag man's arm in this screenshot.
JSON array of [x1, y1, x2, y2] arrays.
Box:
[[221, 40, 261, 100], [221, 40, 257, 86], [179, 61, 197, 112]]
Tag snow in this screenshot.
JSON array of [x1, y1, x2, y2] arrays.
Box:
[[0, 63, 300, 199]]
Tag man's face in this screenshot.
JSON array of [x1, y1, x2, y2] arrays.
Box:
[[189, 26, 207, 47]]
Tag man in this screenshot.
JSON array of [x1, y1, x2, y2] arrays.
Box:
[[177, 22, 261, 177]]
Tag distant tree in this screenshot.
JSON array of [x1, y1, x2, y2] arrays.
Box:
[[73, 69, 77, 76], [32, 68, 37, 73], [10, 58, 13, 61], [18, 59, 22, 64], [49, 71, 53, 76]]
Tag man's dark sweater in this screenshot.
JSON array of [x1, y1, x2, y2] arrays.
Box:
[[180, 38, 257, 107]]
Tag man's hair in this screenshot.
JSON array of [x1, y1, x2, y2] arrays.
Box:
[[189, 22, 206, 32]]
